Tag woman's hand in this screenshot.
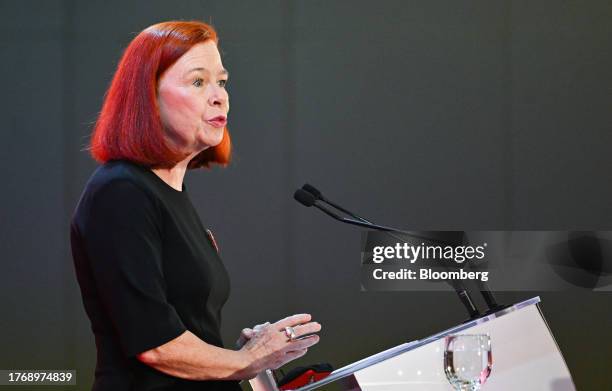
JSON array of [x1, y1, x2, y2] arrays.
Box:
[[238, 314, 321, 378]]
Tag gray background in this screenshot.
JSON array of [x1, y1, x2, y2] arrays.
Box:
[[1, 0, 611, 389]]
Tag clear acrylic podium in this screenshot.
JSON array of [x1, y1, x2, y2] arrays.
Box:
[[250, 297, 575, 391]]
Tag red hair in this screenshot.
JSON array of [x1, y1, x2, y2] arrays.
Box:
[[90, 20, 231, 169]]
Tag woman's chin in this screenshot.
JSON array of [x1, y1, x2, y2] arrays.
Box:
[[203, 134, 224, 148]]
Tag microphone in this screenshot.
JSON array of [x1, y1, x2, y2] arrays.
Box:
[[294, 189, 403, 232], [302, 183, 372, 224], [294, 184, 482, 321], [294, 188, 316, 206]]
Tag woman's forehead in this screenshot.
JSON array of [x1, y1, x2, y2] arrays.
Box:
[[176, 41, 224, 72]]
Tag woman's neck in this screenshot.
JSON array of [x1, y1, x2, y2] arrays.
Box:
[[151, 152, 198, 192]]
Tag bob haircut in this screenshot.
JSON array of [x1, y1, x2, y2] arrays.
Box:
[[90, 20, 231, 169]]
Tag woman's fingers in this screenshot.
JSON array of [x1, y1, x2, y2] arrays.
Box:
[[274, 313, 312, 329], [251, 322, 319, 351], [293, 321, 322, 338], [252, 322, 270, 332], [235, 327, 254, 348], [286, 334, 320, 350], [240, 320, 320, 374], [237, 321, 270, 348], [271, 348, 309, 370], [281, 348, 308, 366], [285, 348, 309, 356], [274, 315, 321, 338]]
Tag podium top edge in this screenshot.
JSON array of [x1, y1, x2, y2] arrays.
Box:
[[295, 296, 541, 391]]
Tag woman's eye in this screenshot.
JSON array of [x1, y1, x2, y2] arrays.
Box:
[[193, 78, 203, 87], [218, 79, 228, 88]]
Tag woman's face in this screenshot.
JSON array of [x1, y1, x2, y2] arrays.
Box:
[[157, 41, 229, 155]]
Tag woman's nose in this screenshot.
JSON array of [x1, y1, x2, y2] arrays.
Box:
[[209, 95, 223, 107], [208, 86, 228, 108]]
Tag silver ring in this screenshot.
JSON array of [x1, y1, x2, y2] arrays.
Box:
[[284, 326, 297, 341]]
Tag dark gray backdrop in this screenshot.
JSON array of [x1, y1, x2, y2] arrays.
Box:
[[1, 0, 611, 389]]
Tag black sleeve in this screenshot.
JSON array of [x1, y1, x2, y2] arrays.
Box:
[[82, 179, 187, 357]]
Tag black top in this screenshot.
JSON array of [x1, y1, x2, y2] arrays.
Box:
[[70, 160, 242, 391]]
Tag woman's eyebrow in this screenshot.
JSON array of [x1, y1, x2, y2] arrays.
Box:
[[185, 67, 229, 77], [186, 67, 207, 75]]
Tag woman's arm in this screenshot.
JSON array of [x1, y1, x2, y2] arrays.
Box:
[[137, 314, 321, 381], [137, 330, 250, 380]]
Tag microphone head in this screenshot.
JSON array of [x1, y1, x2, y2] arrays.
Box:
[[301, 183, 322, 198], [294, 189, 317, 207]]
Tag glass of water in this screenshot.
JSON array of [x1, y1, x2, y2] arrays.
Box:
[[444, 334, 492, 390]]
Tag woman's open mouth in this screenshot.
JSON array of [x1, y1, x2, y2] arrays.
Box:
[[206, 116, 227, 128]]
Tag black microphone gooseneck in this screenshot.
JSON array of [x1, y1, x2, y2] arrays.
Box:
[[294, 189, 404, 232], [461, 233, 508, 314], [481, 289, 507, 315], [302, 183, 373, 224], [294, 185, 482, 321]]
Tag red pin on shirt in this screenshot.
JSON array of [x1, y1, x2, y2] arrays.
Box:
[[205, 229, 220, 253]]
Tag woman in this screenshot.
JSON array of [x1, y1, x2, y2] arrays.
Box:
[[70, 20, 320, 391]]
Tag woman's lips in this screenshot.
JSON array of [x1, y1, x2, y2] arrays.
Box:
[[206, 116, 227, 128]]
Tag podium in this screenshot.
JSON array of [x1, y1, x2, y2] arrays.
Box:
[[251, 297, 575, 391]]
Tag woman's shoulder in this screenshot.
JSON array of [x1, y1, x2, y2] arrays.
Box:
[[84, 160, 155, 198], [73, 160, 161, 217], [71, 161, 167, 245]]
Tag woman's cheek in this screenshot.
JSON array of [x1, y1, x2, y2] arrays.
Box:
[[162, 87, 199, 115]]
